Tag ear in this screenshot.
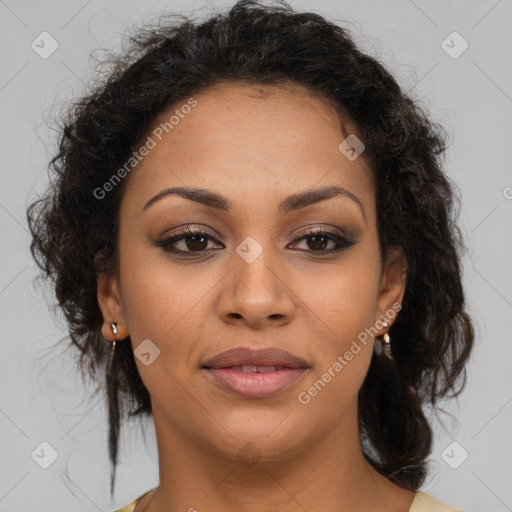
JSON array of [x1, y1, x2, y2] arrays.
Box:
[[97, 272, 129, 341], [375, 246, 407, 332]]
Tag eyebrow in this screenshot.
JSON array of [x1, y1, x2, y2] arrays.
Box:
[[142, 185, 365, 222]]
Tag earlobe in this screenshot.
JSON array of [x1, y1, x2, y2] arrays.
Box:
[[96, 272, 129, 340], [376, 246, 407, 329]]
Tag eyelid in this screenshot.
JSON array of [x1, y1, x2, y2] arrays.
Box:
[[155, 223, 357, 256], [291, 223, 349, 239], [160, 223, 348, 244], [161, 223, 224, 241]]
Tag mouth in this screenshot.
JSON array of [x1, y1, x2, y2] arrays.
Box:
[[201, 346, 310, 370], [215, 365, 299, 372], [202, 366, 308, 398], [201, 346, 310, 398]]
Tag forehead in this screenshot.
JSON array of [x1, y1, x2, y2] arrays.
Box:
[[122, 81, 374, 214]]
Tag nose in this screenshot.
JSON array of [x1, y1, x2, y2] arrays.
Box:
[[216, 250, 296, 329]]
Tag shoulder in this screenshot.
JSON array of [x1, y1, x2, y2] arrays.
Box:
[[410, 491, 463, 512], [112, 490, 152, 512]]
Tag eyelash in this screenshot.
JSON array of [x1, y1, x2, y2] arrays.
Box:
[[155, 226, 356, 257]]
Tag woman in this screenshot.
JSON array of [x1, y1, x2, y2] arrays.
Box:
[[26, 1, 473, 511]]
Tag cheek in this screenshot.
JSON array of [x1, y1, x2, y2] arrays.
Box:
[[294, 253, 381, 350], [117, 242, 224, 392], [118, 237, 213, 339], [291, 254, 380, 409]]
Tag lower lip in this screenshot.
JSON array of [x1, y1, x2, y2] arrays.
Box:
[[203, 367, 308, 398]]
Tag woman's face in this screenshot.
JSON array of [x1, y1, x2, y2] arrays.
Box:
[[98, 82, 406, 462]]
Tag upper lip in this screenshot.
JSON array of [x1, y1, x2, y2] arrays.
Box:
[[201, 347, 309, 369]]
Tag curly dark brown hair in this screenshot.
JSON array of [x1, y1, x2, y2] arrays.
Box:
[[26, 0, 474, 499]]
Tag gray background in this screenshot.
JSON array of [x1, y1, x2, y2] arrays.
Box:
[[1, 0, 511, 511]]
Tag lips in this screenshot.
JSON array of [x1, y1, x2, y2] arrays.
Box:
[[204, 367, 307, 398], [201, 346, 309, 370], [201, 347, 310, 398]]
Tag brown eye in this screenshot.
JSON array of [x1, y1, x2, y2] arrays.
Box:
[[155, 226, 357, 257], [181, 234, 209, 251], [290, 229, 356, 254], [156, 227, 222, 254], [302, 234, 333, 251]]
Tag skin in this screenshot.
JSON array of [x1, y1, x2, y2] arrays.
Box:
[[97, 82, 413, 512]]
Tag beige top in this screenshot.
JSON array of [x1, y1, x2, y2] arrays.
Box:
[[113, 490, 462, 511]]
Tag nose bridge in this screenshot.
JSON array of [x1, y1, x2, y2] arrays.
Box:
[[216, 234, 296, 326], [232, 234, 281, 300]]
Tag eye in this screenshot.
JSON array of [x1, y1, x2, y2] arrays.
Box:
[[155, 226, 223, 254], [288, 228, 356, 254], [155, 226, 357, 256]]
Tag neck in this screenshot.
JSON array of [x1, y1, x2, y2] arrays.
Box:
[[139, 398, 415, 512]]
